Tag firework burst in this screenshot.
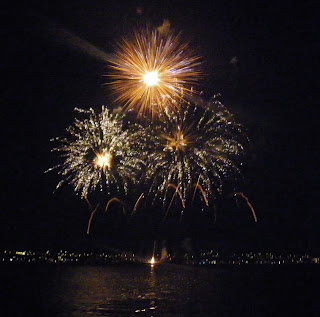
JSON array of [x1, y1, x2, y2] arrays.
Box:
[[47, 107, 146, 198], [144, 98, 247, 209], [107, 27, 201, 118]]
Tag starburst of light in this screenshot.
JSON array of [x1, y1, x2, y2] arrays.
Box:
[[47, 107, 146, 198], [144, 97, 247, 208], [107, 27, 201, 118], [94, 151, 113, 170], [161, 125, 194, 152]]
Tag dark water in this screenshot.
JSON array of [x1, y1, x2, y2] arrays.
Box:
[[1, 263, 319, 316]]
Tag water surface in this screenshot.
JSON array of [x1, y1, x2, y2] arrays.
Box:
[[1, 263, 319, 316]]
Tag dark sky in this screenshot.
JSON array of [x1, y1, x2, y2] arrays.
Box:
[[1, 0, 318, 253]]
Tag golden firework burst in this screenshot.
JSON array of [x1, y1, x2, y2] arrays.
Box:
[[144, 99, 247, 206], [107, 27, 201, 118], [47, 107, 147, 198]]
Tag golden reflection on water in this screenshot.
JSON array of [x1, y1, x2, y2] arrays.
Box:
[[135, 265, 157, 315], [48, 264, 218, 316]]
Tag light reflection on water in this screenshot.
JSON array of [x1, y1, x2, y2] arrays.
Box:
[[1, 263, 320, 316], [52, 264, 214, 316]]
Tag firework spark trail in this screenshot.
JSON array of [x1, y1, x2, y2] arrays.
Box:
[[192, 175, 209, 206], [131, 193, 144, 215], [194, 183, 209, 206], [168, 184, 185, 208], [164, 191, 178, 220], [87, 203, 100, 235], [84, 195, 93, 211], [164, 184, 186, 220], [234, 192, 258, 222], [192, 175, 201, 203], [107, 27, 201, 118], [105, 197, 126, 215]]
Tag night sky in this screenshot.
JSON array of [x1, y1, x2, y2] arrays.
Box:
[[1, 1, 318, 253]]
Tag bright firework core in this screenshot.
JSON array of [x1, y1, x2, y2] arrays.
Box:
[[169, 131, 187, 151], [143, 71, 160, 86], [163, 129, 191, 152], [95, 152, 112, 170]]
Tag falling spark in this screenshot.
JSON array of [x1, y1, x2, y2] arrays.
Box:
[[193, 183, 209, 206], [131, 192, 144, 215], [164, 184, 185, 220], [84, 195, 93, 210], [192, 175, 201, 202], [164, 190, 177, 220], [107, 27, 201, 118], [105, 197, 126, 215], [234, 192, 258, 222], [168, 184, 185, 208], [86, 204, 100, 235]]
